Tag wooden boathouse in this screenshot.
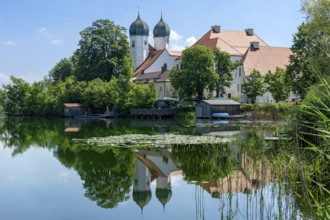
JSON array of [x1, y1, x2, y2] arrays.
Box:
[[195, 100, 240, 118]]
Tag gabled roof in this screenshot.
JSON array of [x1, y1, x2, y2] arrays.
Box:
[[156, 70, 171, 82], [134, 50, 165, 75], [201, 100, 241, 105], [167, 50, 182, 57], [134, 49, 181, 75], [64, 103, 82, 108], [241, 46, 292, 76], [194, 29, 268, 56], [134, 70, 171, 83]]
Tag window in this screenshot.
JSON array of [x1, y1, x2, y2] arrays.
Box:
[[131, 41, 135, 48], [144, 40, 147, 45], [237, 84, 240, 92], [159, 86, 163, 92], [228, 93, 232, 98], [239, 67, 242, 77], [164, 63, 167, 71]]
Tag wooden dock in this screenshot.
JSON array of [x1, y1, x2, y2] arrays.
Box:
[[131, 109, 176, 119]]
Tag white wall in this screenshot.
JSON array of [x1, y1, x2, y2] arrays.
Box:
[[154, 36, 169, 50], [130, 35, 149, 70], [145, 50, 177, 73]]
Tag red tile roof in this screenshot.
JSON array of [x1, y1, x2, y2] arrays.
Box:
[[195, 29, 268, 56], [134, 50, 164, 75], [64, 103, 82, 108], [133, 70, 171, 83], [241, 46, 292, 76]]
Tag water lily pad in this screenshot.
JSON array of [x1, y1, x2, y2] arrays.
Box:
[[73, 134, 233, 148]]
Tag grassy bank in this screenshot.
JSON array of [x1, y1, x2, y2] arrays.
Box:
[[241, 103, 295, 120]]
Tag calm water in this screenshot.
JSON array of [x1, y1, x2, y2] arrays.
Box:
[[0, 118, 304, 220]]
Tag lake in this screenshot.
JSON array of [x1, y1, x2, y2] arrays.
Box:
[[0, 118, 306, 219]]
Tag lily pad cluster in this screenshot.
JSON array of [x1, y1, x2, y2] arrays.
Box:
[[73, 134, 232, 148]]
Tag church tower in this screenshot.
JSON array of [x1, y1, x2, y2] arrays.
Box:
[[153, 14, 170, 50], [129, 13, 149, 70]]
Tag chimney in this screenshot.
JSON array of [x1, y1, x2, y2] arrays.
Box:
[[161, 66, 165, 73], [212, 25, 221, 33], [245, 28, 254, 36], [250, 41, 260, 50]]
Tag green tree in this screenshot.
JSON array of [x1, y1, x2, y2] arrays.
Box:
[[108, 57, 134, 111], [125, 83, 157, 109], [265, 67, 291, 103], [49, 58, 75, 82], [213, 49, 237, 97], [73, 19, 131, 81], [170, 45, 218, 99], [2, 76, 31, 116], [242, 69, 266, 103], [82, 78, 111, 111], [286, 0, 330, 98]]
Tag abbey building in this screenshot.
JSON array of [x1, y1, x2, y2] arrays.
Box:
[[129, 14, 294, 103]]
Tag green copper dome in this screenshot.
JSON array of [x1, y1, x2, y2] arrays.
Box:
[[153, 16, 170, 37], [129, 14, 149, 36], [156, 188, 172, 207]]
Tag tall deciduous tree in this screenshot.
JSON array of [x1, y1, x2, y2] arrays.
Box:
[[49, 58, 75, 82], [170, 45, 218, 100], [73, 19, 131, 81], [286, 0, 330, 98], [242, 69, 266, 103], [213, 49, 238, 97], [265, 67, 291, 103]]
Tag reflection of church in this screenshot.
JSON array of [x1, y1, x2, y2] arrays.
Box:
[[132, 149, 182, 211], [131, 147, 272, 211], [202, 153, 272, 197]]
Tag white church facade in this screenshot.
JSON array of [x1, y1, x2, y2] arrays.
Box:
[[129, 15, 293, 103]]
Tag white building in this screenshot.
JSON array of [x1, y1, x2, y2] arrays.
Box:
[[129, 16, 293, 103], [129, 14, 181, 99], [194, 26, 293, 103]]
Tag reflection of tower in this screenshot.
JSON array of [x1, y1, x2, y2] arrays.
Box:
[[132, 158, 152, 212], [133, 149, 181, 211], [156, 176, 172, 210]]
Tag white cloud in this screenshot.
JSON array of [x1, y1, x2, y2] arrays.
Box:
[[184, 36, 197, 47], [51, 39, 64, 46], [5, 41, 18, 46], [170, 30, 183, 41], [0, 72, 11, 86], [37, 27, 50, 37], [171, 44, 185, 51], [37, 27, 63, 46]]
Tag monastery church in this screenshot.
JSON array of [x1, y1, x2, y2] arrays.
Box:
[[129, 14, 292, 103]]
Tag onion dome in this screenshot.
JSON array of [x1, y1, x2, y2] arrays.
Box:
[[129, 14, 149, 36], [153, 16, 170, 37], [156, 188, 172, 209], [133, 190, 152, 211]]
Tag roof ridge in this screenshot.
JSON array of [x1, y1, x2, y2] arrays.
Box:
[[216, 38, 243, 55]]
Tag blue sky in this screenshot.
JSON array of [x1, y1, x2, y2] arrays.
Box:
[[0, 0, 304, 85]]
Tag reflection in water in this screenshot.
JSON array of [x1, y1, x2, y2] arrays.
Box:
[[0, 118, 305, 219], [133, 149, 181, 211]]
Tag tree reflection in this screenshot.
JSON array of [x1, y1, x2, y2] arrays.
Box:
[[55, 147, 135, 208], [171, 143, 238, 183]]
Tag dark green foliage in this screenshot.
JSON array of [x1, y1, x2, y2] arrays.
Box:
[[49, 58, 75, 82], [170, 45, 218, 99], [73, 19, 130, 81], [286, 0, 330, 98], [213, 49, 238, 97], [171, 143, 237, 183], [242, 69, 266, 103], [265, 67, 291, 103]]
